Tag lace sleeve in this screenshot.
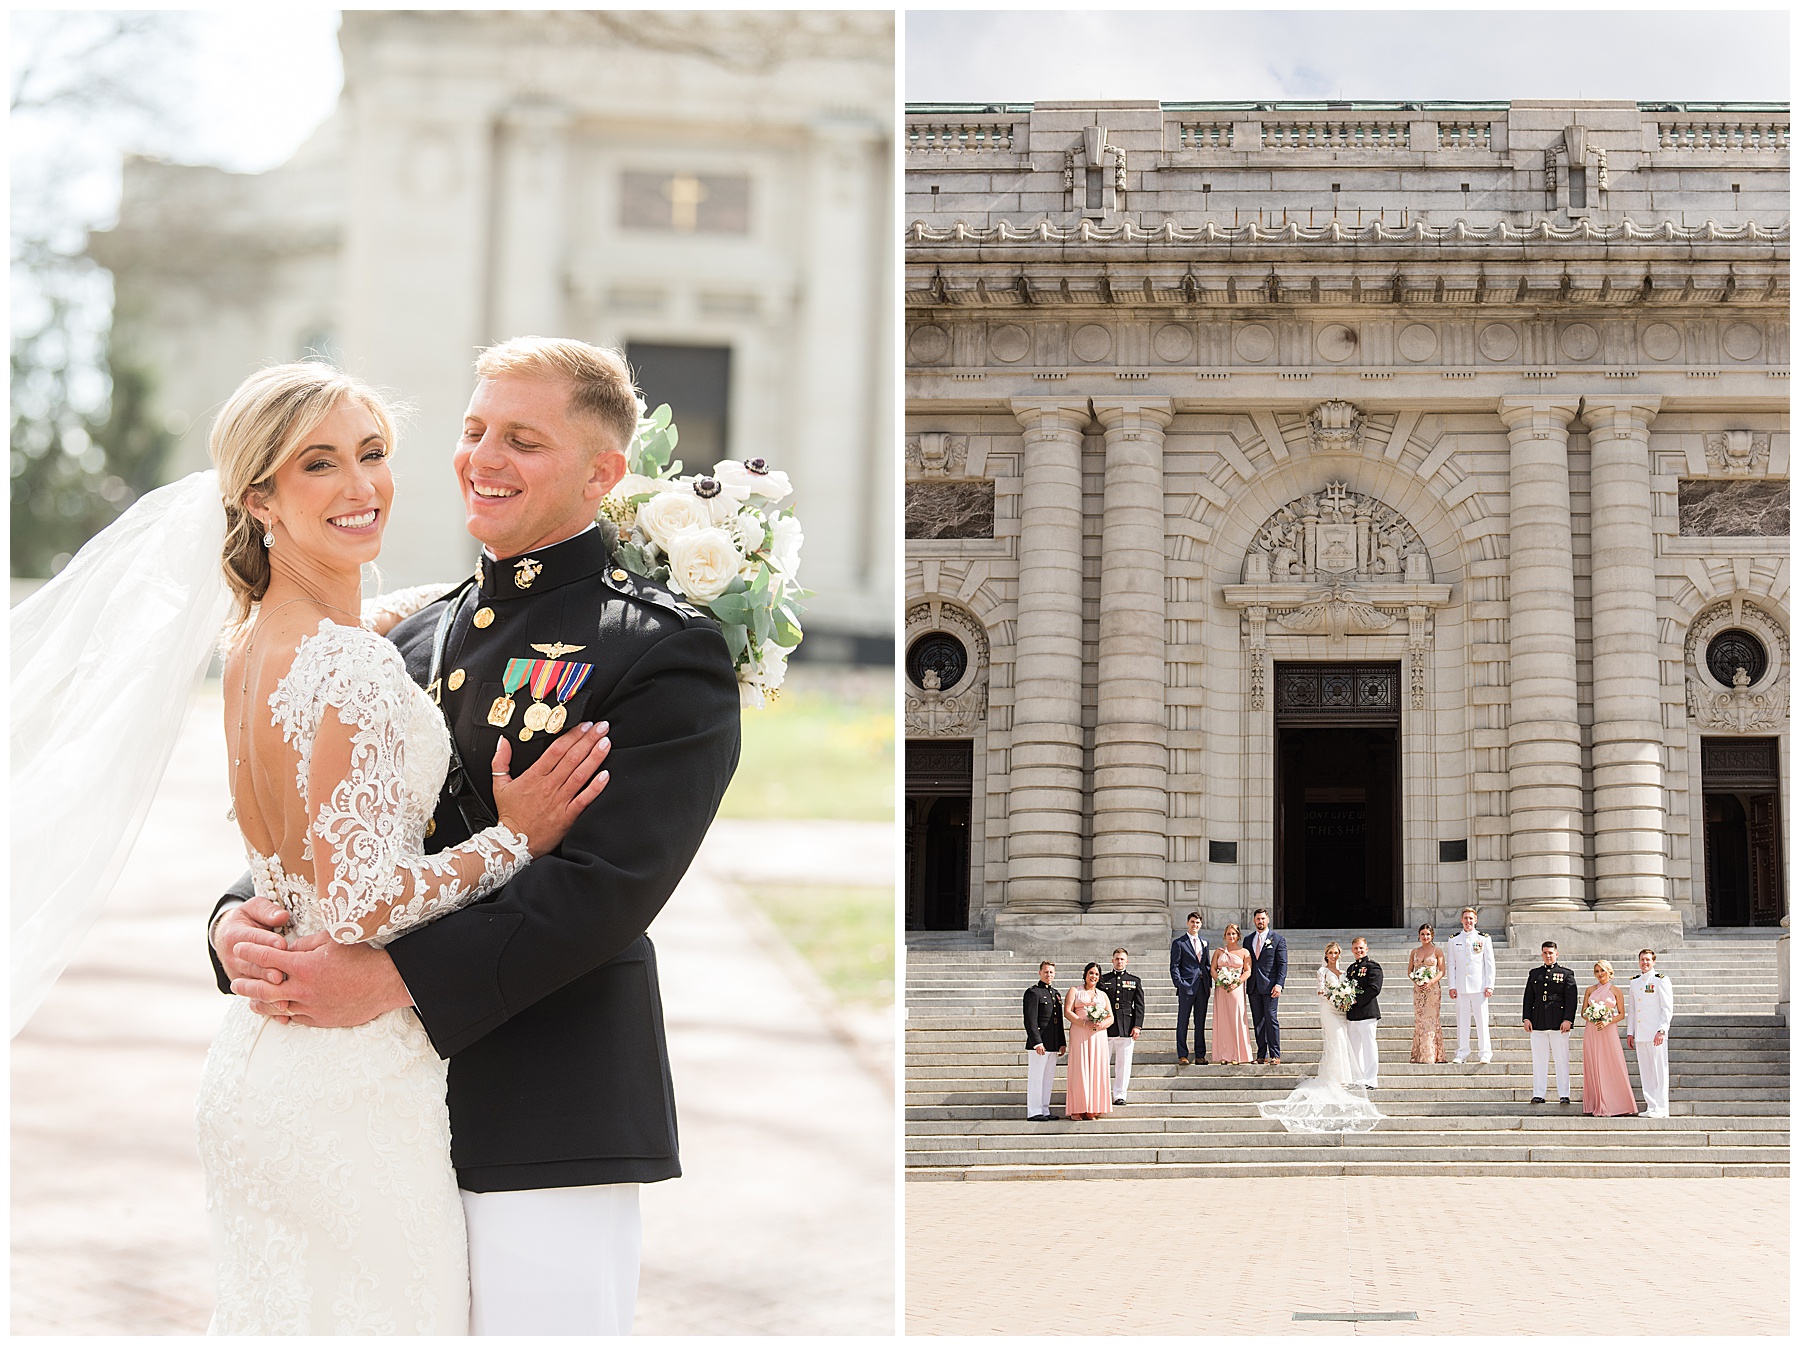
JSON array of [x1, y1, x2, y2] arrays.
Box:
[[293, 627, 530, 944], [362, 583, 456, 636]]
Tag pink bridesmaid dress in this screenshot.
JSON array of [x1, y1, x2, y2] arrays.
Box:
[[1063, 989, 1113, 1117], [1211, 951, 1255, 1064], [1581, 984, 1639, 1117]]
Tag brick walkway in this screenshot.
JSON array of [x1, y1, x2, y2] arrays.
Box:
[[906, 1175, 1788, 1335], [11, 689, 894, 1334]]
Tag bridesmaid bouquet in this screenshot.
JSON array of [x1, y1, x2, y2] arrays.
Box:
[[601, 403, 807, 708], [1581, 1001, 1619, 1026], [1409, 964, 1437, 987], [1326, 979, 1359, 1014], [1084, 1000, 1110, 1024], [1213, 966, 1243, 992]]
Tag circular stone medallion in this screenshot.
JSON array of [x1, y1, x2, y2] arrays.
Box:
[[1316, 323, 1358, 362], [1722, 322, 1764, 361], [1477, 323, 1519, 361], [907, 324, 950, 364], [1234, 323, 1276, 363], [988, 323, 1030, 363], [1639, 322, 1683, 362], [1071, 323, 1114, 363], [1396, 323, 1439, 362], [1559, 323, 1600, 361], [1153, 323, 1195, 363]]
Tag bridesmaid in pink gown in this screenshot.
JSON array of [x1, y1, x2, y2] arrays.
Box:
[[1580, 960, 1639, 1117], [1062, 963, 1114, 1120], [1210, 924, 1256, 1064]]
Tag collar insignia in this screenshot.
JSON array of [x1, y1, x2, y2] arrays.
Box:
[[531, 641, 588, 659], [514, 556, 543, 589]]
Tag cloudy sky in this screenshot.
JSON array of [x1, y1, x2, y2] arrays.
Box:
[[905, 8, 1788, 103]]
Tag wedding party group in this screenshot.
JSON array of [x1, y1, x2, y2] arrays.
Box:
[[13, 338, 807, 1333], [1021, 906, 1680, 1132]]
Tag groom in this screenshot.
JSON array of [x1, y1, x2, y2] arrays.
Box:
[[207, 337, 741, 1334], [1343, 937, 1383, 1088]]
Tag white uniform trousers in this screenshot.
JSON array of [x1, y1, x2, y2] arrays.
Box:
[[462, 1183, 641, 1335], [1634, 1033, 1671, 1116], [1453, 993, 1493, 1061], [1345, 1020, 1379, 1087], [1109, 1034, 1136, 1102], [1529, 1029, 1571, 1099], [1026, 1048, 1060, 1118]]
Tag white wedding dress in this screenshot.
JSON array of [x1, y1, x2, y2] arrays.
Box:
[[1255, 964, 1384, 1134], [195, 619, 532, 1334]]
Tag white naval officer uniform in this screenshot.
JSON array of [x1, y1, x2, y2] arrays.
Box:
[[1626, 969, 1676, 1117], [1445, 928, 1497, 1062], [463, 1184, 641, 1334]]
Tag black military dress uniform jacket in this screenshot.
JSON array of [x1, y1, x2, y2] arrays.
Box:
[[1023, 982, 1067, 1053], [1096, 968, 1145, 1038], [1344, 957, 1384, 1022], [208, 528, 741, 1192], [1522, 962, 1580, 1030]]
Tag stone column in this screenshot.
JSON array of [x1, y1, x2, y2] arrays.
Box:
[[1002, 401, 1090, 916], [491, 102, 574, 340], [1497, 398, 1586, 915], [1584, 397, 1674, 914], [1090, 399, 1174, 913]]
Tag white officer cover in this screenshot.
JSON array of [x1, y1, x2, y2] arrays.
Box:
[[10, 472, 231, 1034]]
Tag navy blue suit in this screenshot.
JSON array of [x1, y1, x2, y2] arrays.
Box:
[[1169, 931, 1212, 1061], [1246, 927, 1289, 1060]]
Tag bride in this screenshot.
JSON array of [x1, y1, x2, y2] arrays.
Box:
[[1256, 940, 1383, 1134], [14, 364, 612, 1332]]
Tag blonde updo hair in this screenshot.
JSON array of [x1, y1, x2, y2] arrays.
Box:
[[210, 363, 399, 626], [1594, 959, 1614, 979], [1323, 940, 1342, 962], [1223, 922, 1241, 941]]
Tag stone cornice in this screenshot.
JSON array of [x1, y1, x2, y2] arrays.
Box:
[[908, 217, 1788, 247]]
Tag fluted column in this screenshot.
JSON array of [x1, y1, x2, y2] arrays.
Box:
[[1005, 401, 1091, 911], [1090, 399, 1173, 912], [1497, 398, 1585, 911], [1584, 396, 1671, 911]]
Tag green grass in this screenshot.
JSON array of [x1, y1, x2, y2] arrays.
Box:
[[745, 885, 895, 1007], [718, 670, 894, 821]]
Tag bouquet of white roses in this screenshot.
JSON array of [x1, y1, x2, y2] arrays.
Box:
[[1581, 1000, 1618, 1026], [1326, 979, 1359, 1014], [1085, 1000, 1109, 1024], [601, 403, 807, 708], [1213, 965, 1243, 992], [1409, 963, 1437, 988]]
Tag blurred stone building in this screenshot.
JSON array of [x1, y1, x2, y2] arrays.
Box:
[[903, 100, 1788, 950], [94, 10, 894, 659]]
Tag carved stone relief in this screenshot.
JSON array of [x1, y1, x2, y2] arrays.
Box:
[[1703, 430, 1773, 476], [1685, 601, 1788, 734], [905, 431, 968, 477], [1307, 400, 1366, 453], [1242, 481, 1431, 584], [905, 602, 991, 737]]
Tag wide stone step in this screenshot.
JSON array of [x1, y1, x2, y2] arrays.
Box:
[[905, 1087, 1790, 1106], [907, 1098, 1795, 1120], [906, 1113, 1790, 1134], [908, 1160, 1791, 1181], [906, 1128, 1789, 1152], [906, 1143, 1782, 1166]]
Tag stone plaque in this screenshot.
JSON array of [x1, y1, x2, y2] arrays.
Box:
[[988, 323, 1030, 363], [908, 324, 951, 364], [1640, 321, 1683, 362], [1559, 322, 1600, 361], [1153, 323, 1195, 363], [1071, 323, 1114, 362], [1477, 323, 1519, 361], [1235, 323, 1276, 362], [1316, 323, 1358, 362], [1678, 480, 1789, 537], [1723, 322, 1764, 361], [905, 480, 995, 539], [1396, 323, 1439, 362]]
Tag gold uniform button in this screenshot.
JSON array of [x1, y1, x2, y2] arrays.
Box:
[[473, 607, 495, 628], [425, 818, 437, 838], [448, 669, 466, 691], [611, 569, 628, 582]]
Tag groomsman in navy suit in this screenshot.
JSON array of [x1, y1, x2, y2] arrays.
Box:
[[1246, 908, 1288, 1065], [1169, 912, 1211, 1065]]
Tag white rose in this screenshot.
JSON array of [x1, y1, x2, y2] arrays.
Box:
[[609, 473, 671, 503], [713, 458, 793, 504], [666, 527, 740, 604], [637, 490, 714, 551], [768, 514, 803, 577]]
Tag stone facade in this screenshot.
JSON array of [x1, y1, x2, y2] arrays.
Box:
[[904, 100, 1789, 953], [93, 11, 894, 651]]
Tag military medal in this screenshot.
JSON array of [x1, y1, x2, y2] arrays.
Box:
[[542, 660, 594, 735], [488, 658, 532, 728], [518, 658, 562, 739]]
